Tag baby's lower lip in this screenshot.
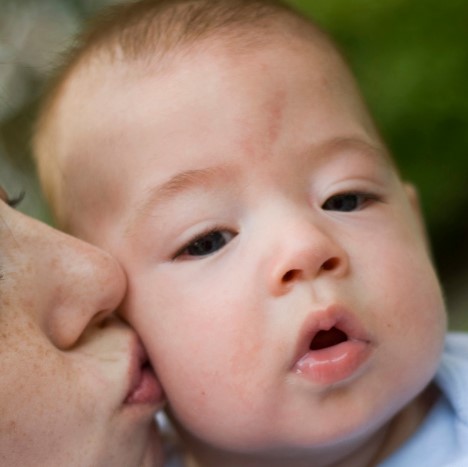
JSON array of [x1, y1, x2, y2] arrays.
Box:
[[293, 339, 371, 386]]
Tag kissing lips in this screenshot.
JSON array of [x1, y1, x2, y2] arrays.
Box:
[[293, 306, 372, 386], [125, 340, 164, 406]]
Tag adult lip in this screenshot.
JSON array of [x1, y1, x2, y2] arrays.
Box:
[[291, 304, 373, 386], [125, 339, 164, 406]]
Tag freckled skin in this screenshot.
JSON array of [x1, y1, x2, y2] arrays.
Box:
[[0, 200, 164, 467]]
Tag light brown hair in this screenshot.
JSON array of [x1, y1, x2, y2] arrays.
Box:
[[32, 0, 337, 224]]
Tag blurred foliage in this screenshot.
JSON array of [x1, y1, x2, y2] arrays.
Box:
[[0, 0, 124, 220], [291, 0, 468, 277], [0, 0, 467, 326]]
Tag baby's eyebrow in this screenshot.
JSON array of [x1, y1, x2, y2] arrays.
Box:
[[126, 164, 234, 233], [320, 136, 391, 164], [150, 165, 232, 200]]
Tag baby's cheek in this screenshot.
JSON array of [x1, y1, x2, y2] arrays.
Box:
[[157, 328, 254, 429], [386, 259, 446, 380]]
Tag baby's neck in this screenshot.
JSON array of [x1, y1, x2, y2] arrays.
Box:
[[188, 430, 387, 467], [190, 429, 387, 467], [370, 382, 440, 465], [185, 384, 439, 467]]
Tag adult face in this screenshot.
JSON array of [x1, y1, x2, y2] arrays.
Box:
[[0, 188, 164, 466]]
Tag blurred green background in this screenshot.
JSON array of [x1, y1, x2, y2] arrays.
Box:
[[1, 0, 467, 328]]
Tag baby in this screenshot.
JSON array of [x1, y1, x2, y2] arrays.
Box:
[[33, 1, 468, 466]]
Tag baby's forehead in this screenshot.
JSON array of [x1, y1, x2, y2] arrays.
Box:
[[50, 32, 383, 186], [65, 25, 340, 107], [45, 23, 388, 187]]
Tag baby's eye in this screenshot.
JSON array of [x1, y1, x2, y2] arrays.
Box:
[[175, 230, 235, 259], [322, 192, 378, 212]]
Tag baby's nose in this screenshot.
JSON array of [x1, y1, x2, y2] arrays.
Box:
[[267, 217, 348, 296]]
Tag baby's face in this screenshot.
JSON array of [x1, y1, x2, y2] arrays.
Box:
[[55, 36, 446, 454]]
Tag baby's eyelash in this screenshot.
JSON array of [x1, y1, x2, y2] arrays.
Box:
[[173, 225, 236, 260], [344, 191, 381, 203], [321, 191, 382, 212]]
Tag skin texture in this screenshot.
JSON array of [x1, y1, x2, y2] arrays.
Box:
[[0, 191, 164, 467], [47, 35, 447, 467]]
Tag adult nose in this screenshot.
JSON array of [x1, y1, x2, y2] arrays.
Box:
[[267, 215, 348, 297], [30, 218, 127, 349]]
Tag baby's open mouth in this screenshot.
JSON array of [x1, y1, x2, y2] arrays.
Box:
[[293, 307, 373, 385], [309, 327, 348, 350]]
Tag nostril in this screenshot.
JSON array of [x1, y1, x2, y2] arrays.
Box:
[[282, 269, 301, 283], [322, 257, 339, 271]]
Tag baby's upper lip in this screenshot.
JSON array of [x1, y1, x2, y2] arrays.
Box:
[[292, 304, 371, 367]]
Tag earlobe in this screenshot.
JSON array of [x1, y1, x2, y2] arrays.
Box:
[[403, 182, 421, 214]]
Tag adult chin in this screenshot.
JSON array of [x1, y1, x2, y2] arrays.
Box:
[[140, 422, 165, 467]]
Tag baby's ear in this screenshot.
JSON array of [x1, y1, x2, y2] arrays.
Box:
[[404, 182, 420, 213], [404, 182, 430, 246]]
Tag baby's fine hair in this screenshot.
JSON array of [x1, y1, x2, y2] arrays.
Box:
[[73, 0, 315, 60], [34, 0, 332, 127], [33, 0, 336, 219], [36, 0, 329, 117]]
